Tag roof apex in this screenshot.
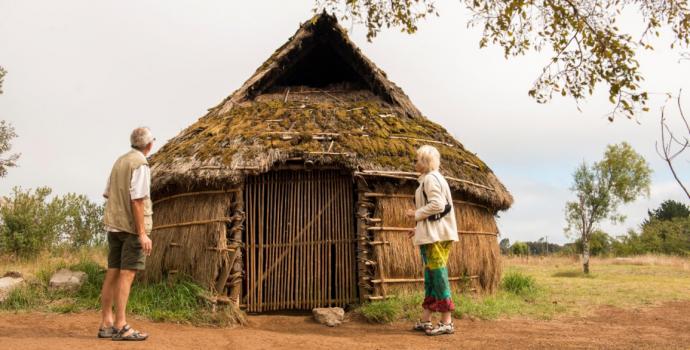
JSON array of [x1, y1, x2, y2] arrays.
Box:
[[209, 11, 423, 119]]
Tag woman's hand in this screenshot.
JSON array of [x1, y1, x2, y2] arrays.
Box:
[[405, 209, 416, 219], [408, 229, 415, 239]]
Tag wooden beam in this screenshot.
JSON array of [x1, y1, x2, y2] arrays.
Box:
[[367, 226, 499, 236], [153, 189, 240, 206], [152, 218, 232, 231], [371, 276, 479, 284]]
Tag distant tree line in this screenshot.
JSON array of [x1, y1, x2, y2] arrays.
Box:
[[502, 200, 690, 257]]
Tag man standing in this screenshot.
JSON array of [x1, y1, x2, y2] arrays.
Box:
[[98, 127, 154, 341]]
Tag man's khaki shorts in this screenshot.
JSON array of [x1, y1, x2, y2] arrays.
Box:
[[107, 232, 146, 271]]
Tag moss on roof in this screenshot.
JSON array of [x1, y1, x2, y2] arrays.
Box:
[[150, 13, 513, 211]]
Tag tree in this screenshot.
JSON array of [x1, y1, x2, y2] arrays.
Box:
[[499, 237, 511, 254], [510, 241, 530, 256], [0, 187, 106, 257], [639, 217, 690, 255], [58, 193, 106, 248], [315, 1, 690, 120], [573, 230, 613, 256], [565, 142, 651, 273], [0, 67, 19, 177], [0, 121, 20, 177], [0, 187, 65, 257], [646, 199, 690, 223]]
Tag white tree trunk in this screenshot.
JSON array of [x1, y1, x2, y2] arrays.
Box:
[[582, 237, 591, 274]]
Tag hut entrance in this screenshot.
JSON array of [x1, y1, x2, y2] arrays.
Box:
[[243, 170, 358, 312]]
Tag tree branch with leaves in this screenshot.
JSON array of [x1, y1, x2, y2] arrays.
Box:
[[0, 67, 19, 177], [316, 0, 690, 120]]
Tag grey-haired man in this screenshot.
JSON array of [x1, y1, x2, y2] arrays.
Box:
[[98, 127, 155, 341]]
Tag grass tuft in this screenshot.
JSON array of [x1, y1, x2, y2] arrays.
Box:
[[357, 298, 403, 323], [501, 271, 537, 295]]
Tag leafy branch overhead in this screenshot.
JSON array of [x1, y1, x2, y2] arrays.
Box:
[[0, 66, 6, 95], [316, 1, 690, 120]]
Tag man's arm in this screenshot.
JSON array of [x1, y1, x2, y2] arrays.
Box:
[[131, 198, 152, 255]]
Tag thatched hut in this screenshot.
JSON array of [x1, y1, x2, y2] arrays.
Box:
[[143, 13, 513, 312]]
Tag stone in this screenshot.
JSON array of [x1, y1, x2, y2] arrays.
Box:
[[312, 307, 345, 327], [3, 271, 22, 278], [49, 269, 87, 292], [0, 276, 24, 302]]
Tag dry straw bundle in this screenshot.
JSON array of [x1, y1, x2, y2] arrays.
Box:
[[142, 192, 234, 291]]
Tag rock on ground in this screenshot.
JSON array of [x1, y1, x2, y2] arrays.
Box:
[[312, 307, 345, 327], [3, 271, 22, 278], [0, 276, 24, 302], [49, 269, 87, 292]]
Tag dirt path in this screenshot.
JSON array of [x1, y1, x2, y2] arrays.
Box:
[[2, 301, 690, 350]]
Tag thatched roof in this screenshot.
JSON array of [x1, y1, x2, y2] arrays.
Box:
[[150, 13, 513, 211]]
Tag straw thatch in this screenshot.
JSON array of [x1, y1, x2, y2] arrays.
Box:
[[144, 12, 512, 310], [149, 13, 513, 211]]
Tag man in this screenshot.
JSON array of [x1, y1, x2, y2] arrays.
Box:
[[98, 127, 154, 341]]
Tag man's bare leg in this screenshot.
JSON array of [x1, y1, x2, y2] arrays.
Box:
[[100, 268, 120, 329], [114, 269, 142, 336]]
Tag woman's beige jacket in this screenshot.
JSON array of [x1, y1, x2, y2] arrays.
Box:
[[413, 170, 459, 246]]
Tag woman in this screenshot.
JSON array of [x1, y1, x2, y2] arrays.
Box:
[[405, 145, 459, 336]]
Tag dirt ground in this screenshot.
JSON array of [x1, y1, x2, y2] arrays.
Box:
[[1, 301, 690, 350]]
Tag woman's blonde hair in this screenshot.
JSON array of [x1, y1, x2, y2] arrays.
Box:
[[416, 145, 441, 172]]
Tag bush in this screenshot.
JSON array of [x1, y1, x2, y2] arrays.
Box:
[[0, 187, 65, 257], [510, 242, 530, 256], [357, 298, 403, 323], [0, 186, 104, 257], [501, 271, 537, 295], [59, 193, 105, 248]]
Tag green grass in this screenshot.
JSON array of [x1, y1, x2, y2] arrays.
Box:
[[356, 256, 690, 323], [356, 271, 558, 323], [0, 257, 242, 326]]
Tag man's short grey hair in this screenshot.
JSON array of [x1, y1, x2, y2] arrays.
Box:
[[130, 127, 154, 150], [416, 145, 441, 172]]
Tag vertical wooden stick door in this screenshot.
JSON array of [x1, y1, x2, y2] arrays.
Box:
[[244, 170, 357, 312]]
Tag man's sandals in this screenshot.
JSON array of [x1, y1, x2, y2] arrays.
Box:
[[111, 324, 149, 341], [97, 326, 116, 338]]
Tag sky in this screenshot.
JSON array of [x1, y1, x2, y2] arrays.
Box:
[[0, 1, 688, 245]]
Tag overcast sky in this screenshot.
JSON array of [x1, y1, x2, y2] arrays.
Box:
[[1, 1, 688, 244]]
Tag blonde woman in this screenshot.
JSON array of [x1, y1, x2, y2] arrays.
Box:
[[405, 145, 459, 336]]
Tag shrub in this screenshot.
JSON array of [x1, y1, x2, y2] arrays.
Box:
[[501, 271, 537, 295], [59, 193, 105, 248], [0, 187, 104, 257], [358, 298, 403, 323], [0, 187, 65, 257], [510, 242, 530, 256]]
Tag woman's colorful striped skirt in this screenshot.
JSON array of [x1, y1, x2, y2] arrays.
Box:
[[420, 240, 455, 312]]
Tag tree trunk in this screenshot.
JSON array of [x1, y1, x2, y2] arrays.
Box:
[[582, 237, 591, 274]]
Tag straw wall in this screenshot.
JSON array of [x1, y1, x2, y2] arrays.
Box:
[[141, 191, 236, 292], [367, 184, 502, 296]]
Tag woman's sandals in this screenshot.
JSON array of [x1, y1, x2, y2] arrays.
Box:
[[425, 321, 455, 336], [112, 324, 149, 341]]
